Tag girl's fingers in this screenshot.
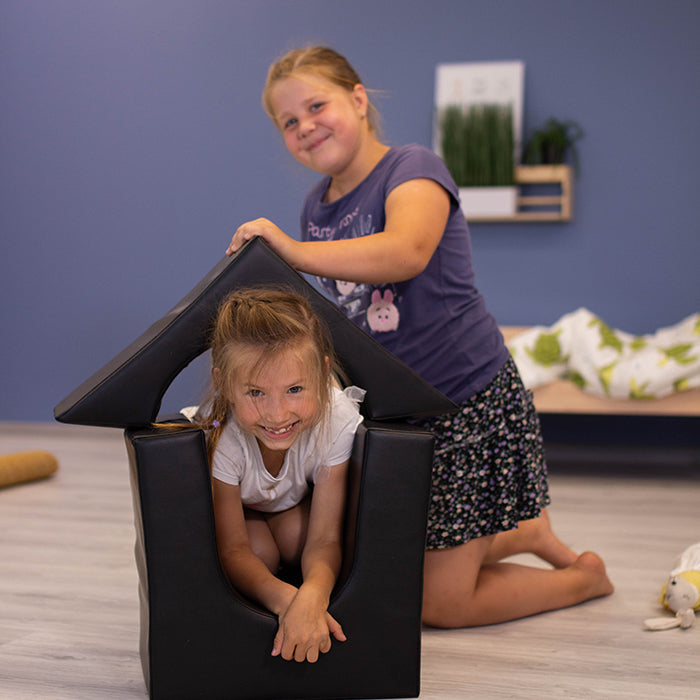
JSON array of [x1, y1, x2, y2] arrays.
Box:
[[271, 629, 284, 657], [302, 645, 319, 663], [226, 229, 254, 256], [326, 613, 347, 642], [274, 631, 334, 663], [301, 634, 331, 663], [226, 220, 268, 255]]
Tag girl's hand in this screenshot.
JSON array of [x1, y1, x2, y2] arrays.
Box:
[[271, 588, 346, 663], [226, 218, 298, 261]]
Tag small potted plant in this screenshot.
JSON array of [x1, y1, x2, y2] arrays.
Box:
[[522, 118, 584, 172], [440, 103, 517, 217]]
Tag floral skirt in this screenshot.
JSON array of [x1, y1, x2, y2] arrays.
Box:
[[416, 357, 550, 550]]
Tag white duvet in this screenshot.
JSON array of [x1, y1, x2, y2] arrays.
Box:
[[507, 308, 700, 400]]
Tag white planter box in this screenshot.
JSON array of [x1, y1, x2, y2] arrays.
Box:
[[459, 186, 518, 218]]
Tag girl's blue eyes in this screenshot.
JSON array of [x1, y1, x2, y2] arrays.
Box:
[[249, 386, 303, 397], [282, 103, 325, 130]]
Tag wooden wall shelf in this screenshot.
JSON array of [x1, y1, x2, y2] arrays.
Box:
[[466, 164, 573, 223]]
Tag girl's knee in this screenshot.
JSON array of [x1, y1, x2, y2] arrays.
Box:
[[421, 538, 494, 627], [422, 580, 466, 628], [421, 590, 446, 628], [422, 559, 460, 628], [269, 499, 310, 565], [246, 517, 281, 572], [253, 540, 281, 573]]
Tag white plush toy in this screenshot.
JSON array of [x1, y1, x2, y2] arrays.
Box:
[[644, 542, 700, 631]]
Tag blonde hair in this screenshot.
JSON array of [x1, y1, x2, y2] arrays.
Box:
[[262, 45, 381, 136], [201, 288, 338, 463]]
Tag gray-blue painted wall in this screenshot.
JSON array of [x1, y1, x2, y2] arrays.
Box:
[[2, 0, 699, 421]]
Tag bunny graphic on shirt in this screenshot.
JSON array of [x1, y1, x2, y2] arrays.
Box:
[[367, 289, 400, 332]]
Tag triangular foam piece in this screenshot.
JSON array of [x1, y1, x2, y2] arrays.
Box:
[[55, 238, 456, 428]]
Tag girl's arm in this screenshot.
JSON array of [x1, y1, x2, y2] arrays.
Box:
[[227, 178, 450, 284], [272, 459, 349, 663], [211, 478, 298, 616]]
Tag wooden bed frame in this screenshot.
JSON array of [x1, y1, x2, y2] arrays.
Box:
[[501, 327, 700, 417]]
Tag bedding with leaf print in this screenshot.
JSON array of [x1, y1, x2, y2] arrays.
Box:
[[506, 308, 700, 400]]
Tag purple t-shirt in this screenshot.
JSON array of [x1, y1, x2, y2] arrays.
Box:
[[300, 144, 509, 404]]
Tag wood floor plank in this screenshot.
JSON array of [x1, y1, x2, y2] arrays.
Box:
[[1, 422, 698, 699]]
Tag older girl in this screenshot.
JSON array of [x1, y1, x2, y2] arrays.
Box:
[[226, 46, 613, 628]]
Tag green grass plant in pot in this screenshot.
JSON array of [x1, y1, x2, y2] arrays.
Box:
[[440, 103, 517, 217]]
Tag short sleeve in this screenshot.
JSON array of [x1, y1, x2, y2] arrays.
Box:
[[384, 144, 460, 206], [210, 422, 247, 485], [311, 386, 364, 482]]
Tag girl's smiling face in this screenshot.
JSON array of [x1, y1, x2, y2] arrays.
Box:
[[227, 342, 322, 460], [270, 74, 369, 183]]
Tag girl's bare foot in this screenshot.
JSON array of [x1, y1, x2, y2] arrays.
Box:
[[485, 509, 578, 568], [529, 510, 579, 568], [572, 551, 615, 600]]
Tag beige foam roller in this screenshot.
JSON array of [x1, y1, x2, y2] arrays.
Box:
[[0, 450, 59, 488]]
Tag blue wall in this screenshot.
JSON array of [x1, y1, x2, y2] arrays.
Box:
[[2, 0, 699, 422]]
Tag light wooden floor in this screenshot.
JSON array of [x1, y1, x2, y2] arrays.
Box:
[[1, 422, 698, 700]]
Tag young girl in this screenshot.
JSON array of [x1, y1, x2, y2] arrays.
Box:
[[226, 46, 614, 629], [200, 288, 363, 662]]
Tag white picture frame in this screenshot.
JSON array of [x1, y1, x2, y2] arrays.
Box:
[[433, 61, 525, 161]]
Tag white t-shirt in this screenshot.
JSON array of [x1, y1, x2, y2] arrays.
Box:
[[211, 386, 364, 512]]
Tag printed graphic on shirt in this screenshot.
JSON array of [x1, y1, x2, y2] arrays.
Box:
[[367, 289, 399, 332], [317, 278, 401, 335], [306, 205, 363, 241], [308, 209, 402, 334]]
